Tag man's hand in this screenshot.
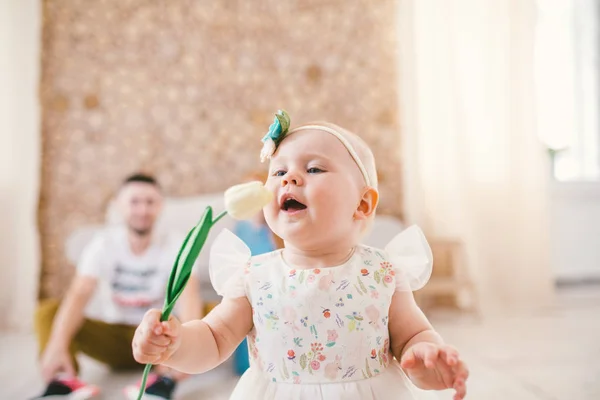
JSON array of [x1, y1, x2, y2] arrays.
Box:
[[132, 309, 182, 365], [400, 342, 469, 400], [40, 342, 75, 382]]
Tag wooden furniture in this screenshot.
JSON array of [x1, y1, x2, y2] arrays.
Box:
[[414, 239, 479, 313]]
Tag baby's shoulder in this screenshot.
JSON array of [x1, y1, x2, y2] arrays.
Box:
[[249, 249, 282, 267]]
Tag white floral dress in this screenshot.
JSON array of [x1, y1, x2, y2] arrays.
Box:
[[209, 225, 437, 400]]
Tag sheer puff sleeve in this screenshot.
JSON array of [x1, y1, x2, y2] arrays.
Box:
[[384, 225, 433, 292], [209, 229, 252, 298]]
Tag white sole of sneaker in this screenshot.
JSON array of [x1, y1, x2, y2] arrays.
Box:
[[35, 385, 101, 400]]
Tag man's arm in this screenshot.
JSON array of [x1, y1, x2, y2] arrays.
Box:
[[40, 274, 97, 381], [47, 275, 97, 347]]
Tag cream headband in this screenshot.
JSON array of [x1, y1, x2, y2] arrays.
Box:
[[260, 111, 372, 187]]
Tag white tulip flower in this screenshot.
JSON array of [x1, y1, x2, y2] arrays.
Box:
[[224, 181, 273, 220]]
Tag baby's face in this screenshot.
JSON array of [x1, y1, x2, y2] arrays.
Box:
[[264, 130, 365, 248]]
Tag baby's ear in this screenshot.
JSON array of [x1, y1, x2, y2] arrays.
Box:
[[354, 187, 378, 220]]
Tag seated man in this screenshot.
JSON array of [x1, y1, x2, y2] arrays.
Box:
[[32, 173, 203, 400]]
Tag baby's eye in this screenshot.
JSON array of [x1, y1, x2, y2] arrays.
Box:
[[307, 167, 324, 174], [272, 170, 286, 177]]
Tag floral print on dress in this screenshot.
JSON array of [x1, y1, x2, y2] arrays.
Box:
[[242, 244, 402, 384], [373, 261, 395, 287], [209, 225, 433, 395]]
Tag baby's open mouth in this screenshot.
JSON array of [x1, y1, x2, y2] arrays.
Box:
[[282, 198, 307, 211]]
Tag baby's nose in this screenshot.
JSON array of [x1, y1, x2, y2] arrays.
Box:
[[282, 173, 302, 186]]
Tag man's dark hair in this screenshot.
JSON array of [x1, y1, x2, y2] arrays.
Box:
[[122, 173, 160, 189]]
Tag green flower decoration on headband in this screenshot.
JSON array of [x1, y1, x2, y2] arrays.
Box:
[[260, 109, 290, 162]]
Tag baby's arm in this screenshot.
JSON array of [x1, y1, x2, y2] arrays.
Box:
[[164, 296, 252, 374], [388, 290, 442, 358], [388, 291, 468, 399], [133, 296, 253, 375]]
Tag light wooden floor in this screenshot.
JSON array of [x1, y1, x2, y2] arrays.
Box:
[[2, 286, 599, 400]]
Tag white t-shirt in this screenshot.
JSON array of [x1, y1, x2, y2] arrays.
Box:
[[78, 226, 195, 325]]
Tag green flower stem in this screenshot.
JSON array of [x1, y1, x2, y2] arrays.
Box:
[[212, 210, 227, 225], [136, 206, 227, 400]]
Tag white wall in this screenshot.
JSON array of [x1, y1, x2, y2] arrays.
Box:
[[0, 0, 42, 331], [551, 182, 600, 282]]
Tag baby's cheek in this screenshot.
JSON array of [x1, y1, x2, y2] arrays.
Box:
[[263, 204, 280, 228]]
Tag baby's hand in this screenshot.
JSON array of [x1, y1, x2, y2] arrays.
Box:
[[400, 342, 468, 400], [132, 309, 181, 365]]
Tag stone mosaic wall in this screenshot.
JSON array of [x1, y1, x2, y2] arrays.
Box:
[[39, 0, 403, 298]]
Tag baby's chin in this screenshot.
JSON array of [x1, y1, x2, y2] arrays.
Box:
[[274, 225, 318, 247]]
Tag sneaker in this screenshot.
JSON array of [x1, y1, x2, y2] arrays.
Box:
[[30, 377, 100, 399], [123, 373, 177, 400]]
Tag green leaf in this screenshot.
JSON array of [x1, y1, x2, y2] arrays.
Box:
[[357, 277, 368, 294], [299, 270, 306, 284], [347, 294, 353, 299], [163, 207, 214, 317], [348, 319, 356, 332], [137, 206, 226, 400], [276, 109, 291, 133], [374, 270, 381, 284], [326, 342, 336, 347], [292, 371, 299, 376], [282, 358, 290, 379], [365, 359, 373, 377]]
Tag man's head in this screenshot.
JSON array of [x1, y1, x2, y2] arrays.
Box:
[[117, 173, 163, 236]]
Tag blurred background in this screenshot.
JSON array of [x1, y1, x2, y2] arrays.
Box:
[[0, 0, 598, 399]]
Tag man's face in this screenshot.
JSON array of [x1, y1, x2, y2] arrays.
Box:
[[118, 182, 163, 236]]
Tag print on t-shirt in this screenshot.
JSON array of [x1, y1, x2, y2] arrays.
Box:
[[111, 263, 162, 308]]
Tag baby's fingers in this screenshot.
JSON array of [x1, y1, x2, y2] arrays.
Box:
[[453, 360, 469, 382], [422, 345, 440, 369], [140, 309, 163, 334], [453, 377, 467, 400], [401, 343, 439, 369], [452, 360, 469, 400], [147, 333, 171, 347], [133, 338, 167, 364], [440, 346, 460, 366], [160, 316, 181, 338], [400, 350, 416, 369]]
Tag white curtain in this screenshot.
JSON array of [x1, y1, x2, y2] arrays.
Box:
[[397, 0, 554, 313], [0, 0, 41, 331]]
